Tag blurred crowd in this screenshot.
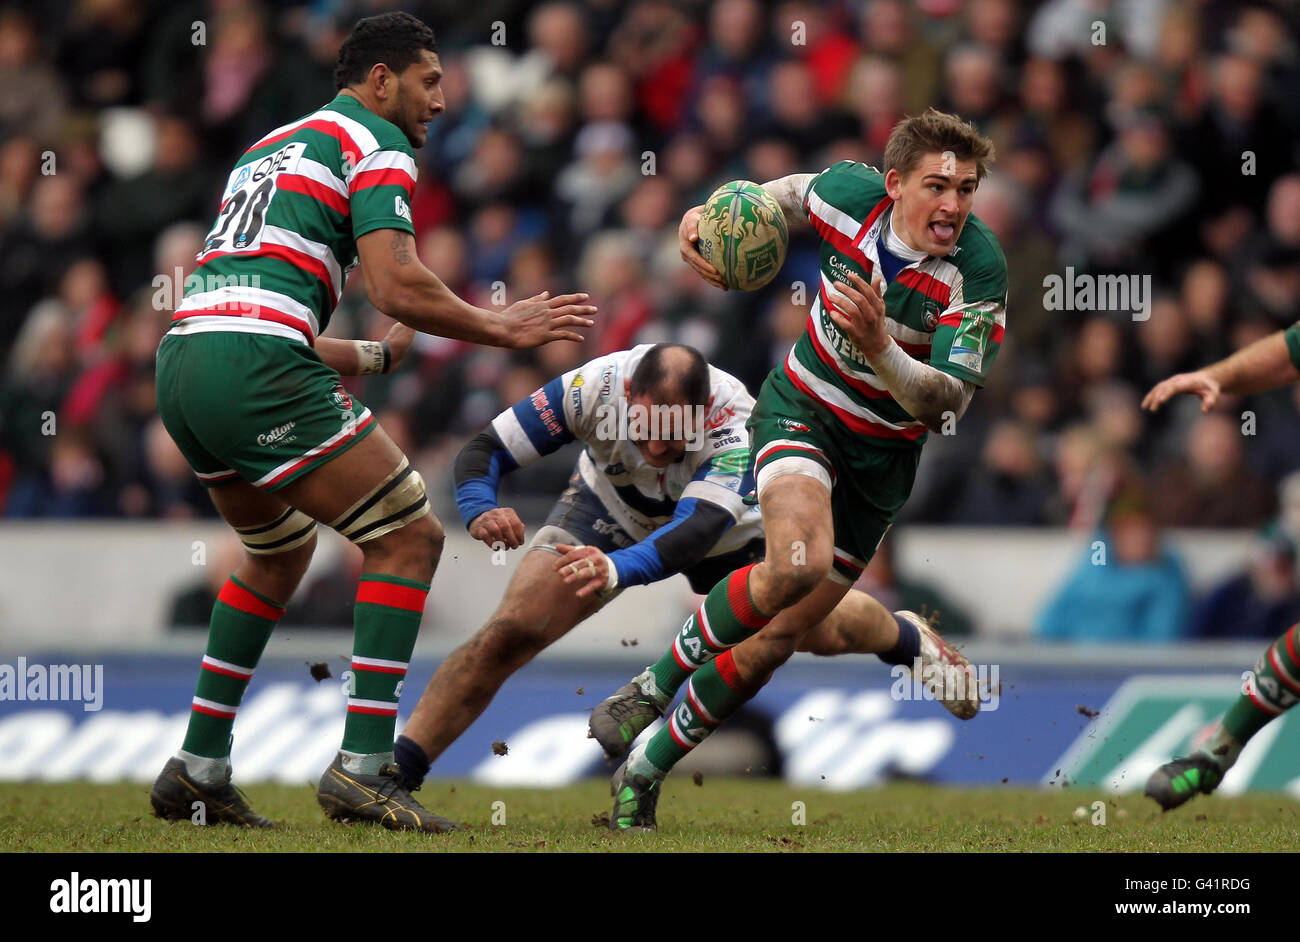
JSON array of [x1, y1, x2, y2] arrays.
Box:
[[2, 0, 1300, 636]]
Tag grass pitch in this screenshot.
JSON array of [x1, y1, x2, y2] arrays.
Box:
[[3, 778, 1298, 852]]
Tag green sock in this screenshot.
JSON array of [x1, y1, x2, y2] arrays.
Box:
[[640, 649, 756, 775], [341, 574, 428, 770], [647, 563, 773, 701], [182, 575, 284, 759], [1209, 623, 1300, 768]]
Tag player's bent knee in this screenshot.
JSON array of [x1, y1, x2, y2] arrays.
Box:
[[736, 628, 799, 684], [363, 510, 443, 570], [525, 524, 577, 555], [795, 620, 851, 657], [429, 512, 445, 553], [265, 527, 317, 572], [765, 632, 800, 664], [409, 511, 445, 556], [762, 555, 829, 610]]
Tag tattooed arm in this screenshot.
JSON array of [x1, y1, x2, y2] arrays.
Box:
[[354, 229, 596, 349]]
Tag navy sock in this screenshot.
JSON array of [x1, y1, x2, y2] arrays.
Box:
[[877, 612, 921, 666], [393, 734, 431, 790]]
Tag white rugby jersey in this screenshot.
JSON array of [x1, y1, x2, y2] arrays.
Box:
[[486, 345, 763, 557]]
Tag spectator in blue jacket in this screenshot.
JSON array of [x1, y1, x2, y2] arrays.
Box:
[[1038, 489, 1190, 642]]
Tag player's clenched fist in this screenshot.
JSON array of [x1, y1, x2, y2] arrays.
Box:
[[679, 205, 727, 290], [1142, 371, 1221, 413], [469, 507, 526, 550]]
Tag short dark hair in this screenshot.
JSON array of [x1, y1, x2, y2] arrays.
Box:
[[334, 12, 438, 90], [630, 344, 710, 408]]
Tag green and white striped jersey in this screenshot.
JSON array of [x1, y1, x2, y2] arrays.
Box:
[[788, 160, 1008, 447], [171, 93, 418, 344]]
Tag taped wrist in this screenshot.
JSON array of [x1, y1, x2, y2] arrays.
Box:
[[868, 340, 972, 423], [355, 340, 388, 375]]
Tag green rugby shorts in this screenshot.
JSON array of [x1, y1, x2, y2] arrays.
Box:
[[155, 330, 376, 491], [747, 367, 920, 584]]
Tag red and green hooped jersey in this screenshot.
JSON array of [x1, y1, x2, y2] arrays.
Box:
[[789, 160, 1008, 448], [172, 93, 419, 345]]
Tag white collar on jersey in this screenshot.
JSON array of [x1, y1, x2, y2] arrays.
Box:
[[881, 206, 928, 262]]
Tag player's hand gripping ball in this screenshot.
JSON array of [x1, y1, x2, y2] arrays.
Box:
[[694, 181, 789, 291]]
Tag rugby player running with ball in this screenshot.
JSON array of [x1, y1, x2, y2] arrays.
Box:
[[596, 110, 1008, 831]]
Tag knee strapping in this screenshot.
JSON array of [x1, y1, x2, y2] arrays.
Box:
[[236, 507, 317, 555], [329, 457, 431, 544]]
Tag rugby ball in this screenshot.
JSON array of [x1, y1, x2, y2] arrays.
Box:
[[695, 180, 788, 291]]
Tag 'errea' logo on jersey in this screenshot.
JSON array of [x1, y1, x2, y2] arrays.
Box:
[[394, 196, 412, 223]]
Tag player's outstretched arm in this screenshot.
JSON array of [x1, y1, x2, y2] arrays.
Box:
[[554, 499, 735, 598], [357, 229, 596, 349], [828, 270, 974, 431], [1142, 330, 1300, 413], [315, 321, 414, 376]]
